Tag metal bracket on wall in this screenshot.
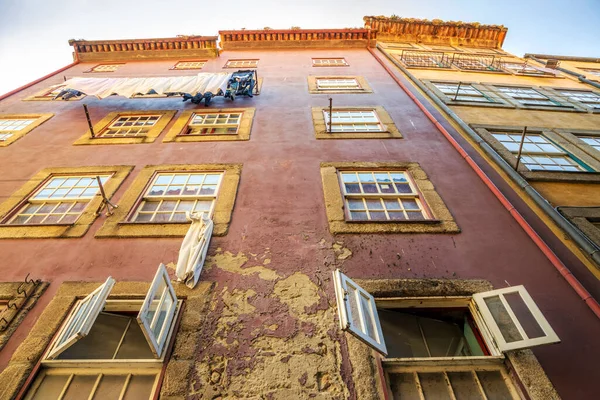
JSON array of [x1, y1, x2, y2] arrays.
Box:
[[0, 273, 42, 332], [95, 176, 118, 216]]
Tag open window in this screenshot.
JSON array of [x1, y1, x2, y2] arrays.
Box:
[[25, 264, 180, 399], [333, 270, 559, 357], [333, 269, 387, 355]]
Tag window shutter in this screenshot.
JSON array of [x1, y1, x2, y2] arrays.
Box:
[[137, 263, 178, 358], [332, 269, 387, 355], [472, 285, 560, 352], [46, 277, 115, 359]]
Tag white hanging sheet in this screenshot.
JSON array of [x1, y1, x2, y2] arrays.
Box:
[[61, 72, 233, 99]]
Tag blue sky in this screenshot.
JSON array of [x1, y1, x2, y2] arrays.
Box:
[[1, 0, 599, 95]]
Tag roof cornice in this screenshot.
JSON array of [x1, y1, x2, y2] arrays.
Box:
[[69, 36, 219, 62], [363, 16, 507, 48], [218, 29, 375, 50]]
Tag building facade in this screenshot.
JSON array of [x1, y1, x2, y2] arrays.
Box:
[[0, 16, 598, 400]]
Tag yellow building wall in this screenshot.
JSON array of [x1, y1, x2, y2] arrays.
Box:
[[386, 48, 600, 209]]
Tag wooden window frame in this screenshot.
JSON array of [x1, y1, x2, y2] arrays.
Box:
[[95, 164, 241, 238], [163, 108, 255, 143], [170, 60, 207, 70], [0, 114, 53, 147], [85, 63, 125, 73], [0, 166, 132, 239], [320, 162, 459, 234], [224, 59, 259, 68], [307, 75, 373, 94], [73, 110, 176, 145], [312, 106, 401, 140], [424, 80, 513, 108], [338, 170, 434, 222], [312, 58, 349, 67], [128, 171, 224, 224]]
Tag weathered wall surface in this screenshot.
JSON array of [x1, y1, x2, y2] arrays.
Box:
[[0, 48, 599, 399]]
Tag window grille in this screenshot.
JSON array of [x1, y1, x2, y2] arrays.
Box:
[[396, 50, 451, 68]]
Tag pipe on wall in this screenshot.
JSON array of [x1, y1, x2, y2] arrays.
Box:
[[367, 46, 600, 319]]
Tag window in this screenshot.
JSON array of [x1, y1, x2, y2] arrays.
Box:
[[0, 166, 131, 238], [556, 89, 600, 110], [317, 78, 360, 91], [88, 64, 123, 72], [99, 115, 162, 137], [432, 82, 494, 103], [428, 45, 458, 52], [339, 171, 431, 221], [491, 133, 586, 171], [0, 118, 35, 141], [95, 164, 241, 238], [130, 172, 223, 223], [502, 62, 552, 76], [579, 136, 600, 152], [225, 59, 258, 68], [0, 115, 52, 147], [73, 110, 176, 145], [312, 58, 349, 67], [321, 162, 458, 234], [396, 51, 451, 68], [185, 112, 241, 135], [172, 60, 206, 70], [582, 68, 600, 77], [497, 86, 564, 107], [325, 110, 383, 133], [463, 47, 504, 55], [308, 76, 372, 94], [333, 271, 560, 399], [24, 265, 180, 400], [24, 84, 84, 101], [163, 108, 254, 143], [6, 175, 110, 225]]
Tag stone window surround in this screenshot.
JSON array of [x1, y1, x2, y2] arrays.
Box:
[[307, 75, 373, 94], [0, 282, 48, 351], [95, 163, 241, 238], [424, 79, 588, 112], [73, 110, 177, 145], [163, 108, 255, 143], [85, 63, 125, 73], [0, 166, 133, 239], [0, 114, 54, 147], [320, 162, 459, 234], [472, 124, 600, 183], [558, 206, 600, 249], [311, 106, 402, 140], [345, 278, 558, 400], [312, 58, 349, 67], [0, 280, 211, 399]]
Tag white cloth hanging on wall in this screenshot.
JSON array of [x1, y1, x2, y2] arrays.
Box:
[[175, 212, 214, 289], [60, 72, 233, 99]]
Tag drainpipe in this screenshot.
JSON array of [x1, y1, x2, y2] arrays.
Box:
[[367, 45, 600, 318], [525, 54, 600, 91]]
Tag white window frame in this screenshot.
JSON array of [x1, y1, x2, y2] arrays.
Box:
[[184, 112, 242, 136], [316, 78, 361, 91], [333, 271, 560, 357], [225, 59, 258, 68], [578, 136, 600, 152], [130, 171, 224, 223], [90, 64, 123, 72], [138, 263, 178, 357], [433, 82, 494, 103], [312, 58, 349, 67], [324, 110, 385, 133], [333, 269, 387, 355], [173, 60, 207, 70], [100, 114, 162, 138], [46, 277, 116, 359], [473, 285, 560, 352], [556, 89, 600, 109]]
